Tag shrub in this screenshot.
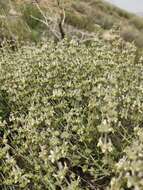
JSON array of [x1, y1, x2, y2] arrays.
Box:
[[108, 128, 143, 190], [129, 16, 143, 30], [121, 25, 139, 43], [21, 3, 43, 30], [66, 11, 95, 31], [134, 33, 143, 48], [0, 36, 143, 189], [0, 15, 35, 42], [121, 25, 143, 48], [0, 0, 10, 14], [95, 14, 114, 30]]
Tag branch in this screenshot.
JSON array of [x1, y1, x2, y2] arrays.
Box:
[[31, 15, 61, 40], [58, 9, 66, 39]]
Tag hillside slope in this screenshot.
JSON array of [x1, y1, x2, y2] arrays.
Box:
[[68, 0, 143, 47], [1, 0, 143, 46]]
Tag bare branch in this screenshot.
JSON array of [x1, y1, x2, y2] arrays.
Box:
[[31, 15, 61, 40], [31, 1, 66, 41]]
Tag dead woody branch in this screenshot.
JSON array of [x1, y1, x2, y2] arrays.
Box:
[[31, 0, 66, 41]]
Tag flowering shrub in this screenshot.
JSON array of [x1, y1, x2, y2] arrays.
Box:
[[0, 37, 143, 190], [108, 127, 143, 190]]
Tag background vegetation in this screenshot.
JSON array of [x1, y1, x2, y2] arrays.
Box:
[[1, 1, 143, 190], [1, 0, 143, 47]]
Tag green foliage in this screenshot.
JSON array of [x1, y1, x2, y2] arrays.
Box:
[[0, 1, 45, 43], [129, 16, 143, 30], [65, 11, 95, 31], [0, 0, 11, 13], [108, 127, 143, 190], [0, 90, 10, 122], [0, 35, 143, 189], [21, 3, 43, 30]]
